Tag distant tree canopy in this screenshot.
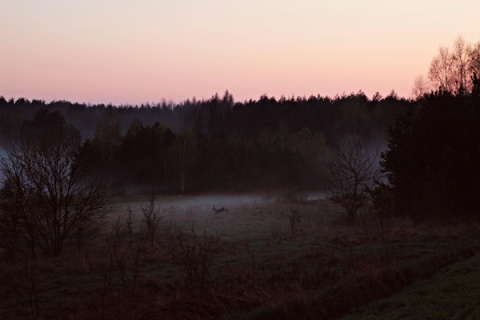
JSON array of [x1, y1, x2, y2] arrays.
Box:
[[0, 91, 412, 193]]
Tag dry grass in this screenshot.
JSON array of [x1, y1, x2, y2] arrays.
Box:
[[1, 194, 480, 319]]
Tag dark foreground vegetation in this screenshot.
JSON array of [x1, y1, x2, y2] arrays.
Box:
[[342, 253, 480, 319], [1, 37, 480, 319], [1, 196, 480, 320]]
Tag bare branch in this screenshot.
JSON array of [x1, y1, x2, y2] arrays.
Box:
[[0, 118, 110, 258], [324, 137, 382, 222]]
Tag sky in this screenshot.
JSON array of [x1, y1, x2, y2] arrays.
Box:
[[1, 1, 480, 105]]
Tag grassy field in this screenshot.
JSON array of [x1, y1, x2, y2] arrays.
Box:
[[1, 193, 479, 319], [341, 253, 480, 320]]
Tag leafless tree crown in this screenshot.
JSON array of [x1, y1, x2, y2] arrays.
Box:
[[0, 126, 109, 258], [324, 138, 381, 221]]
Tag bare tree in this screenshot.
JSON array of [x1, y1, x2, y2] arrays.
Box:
[[428, 37, 479, 95], [0, 174, 25, 260], [452, 36, 471, 94], [0, 116, 109, 257], [429, 45, 455, 93], [324, 137, 381, 222], [411, 74, 431, 99], [469, 42, 480, 79]]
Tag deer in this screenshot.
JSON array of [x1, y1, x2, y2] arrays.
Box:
[[212, 206, 229, 214]]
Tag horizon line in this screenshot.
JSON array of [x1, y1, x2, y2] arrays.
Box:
[[1, 89, 409, 107]]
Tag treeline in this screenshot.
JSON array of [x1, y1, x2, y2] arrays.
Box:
[[382, 85, 480, 219], [0, 91, 411, 193], [375, 37, 480, 220]]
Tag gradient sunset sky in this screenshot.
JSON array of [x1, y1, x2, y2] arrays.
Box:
[[1, 1, 479, 105]]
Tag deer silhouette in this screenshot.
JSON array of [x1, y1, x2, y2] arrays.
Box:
[[212, 206, 229, 214]]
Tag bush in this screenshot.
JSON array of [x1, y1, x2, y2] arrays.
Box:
[[0, 110, 109, 258]]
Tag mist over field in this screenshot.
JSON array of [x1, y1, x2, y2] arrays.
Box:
[[2, 34, 480, 319], [0, 90, 404, 198], [118, 192, 327, 215]]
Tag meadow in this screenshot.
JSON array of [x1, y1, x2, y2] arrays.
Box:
[[1, 193, 479, 320]]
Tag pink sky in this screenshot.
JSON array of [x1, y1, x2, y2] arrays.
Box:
[[1, 1, 480, 105]]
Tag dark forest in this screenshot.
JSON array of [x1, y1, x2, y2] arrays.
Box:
[[0, 90, 410, 194]]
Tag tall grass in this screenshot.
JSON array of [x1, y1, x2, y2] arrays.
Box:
[[1, 196, 479, 319]]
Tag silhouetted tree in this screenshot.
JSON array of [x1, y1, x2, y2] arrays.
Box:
[[117, 119, 174, 187], [93, 108, 123, 168], [412, 74, 431, 99], [168, 131, 197, 193], [0, 110, 109, 257], [382, 92, 480, 218], [428, 37, 480, 95], [324, 137, 381, 222]]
